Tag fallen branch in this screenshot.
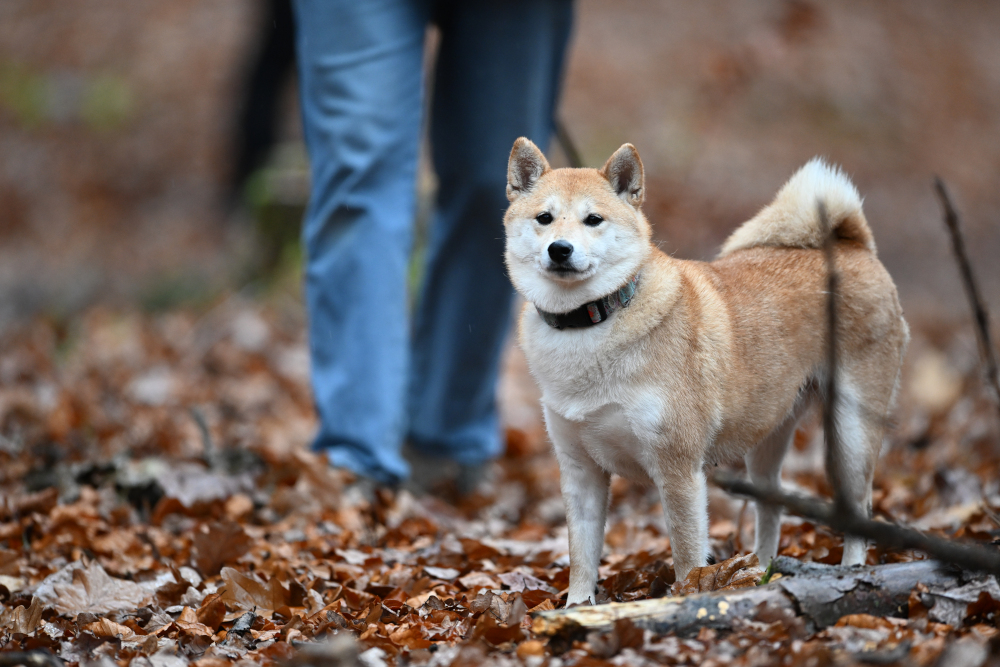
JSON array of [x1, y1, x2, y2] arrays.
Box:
[[0, 651, 65, 667], [533, 557, 960, 638], [712, 470, 1000, 576], [934, 177, 1000, 426]]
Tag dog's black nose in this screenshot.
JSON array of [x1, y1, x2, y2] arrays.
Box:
[[548, 240, 573, 263]]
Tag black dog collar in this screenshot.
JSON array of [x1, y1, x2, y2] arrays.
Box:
[[537, 273, 640, 330]]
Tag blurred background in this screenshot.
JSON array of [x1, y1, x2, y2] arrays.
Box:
[[3, 0, 1000, 323], [3, 5, 1000, 654], [2, 0, 1000, 452]]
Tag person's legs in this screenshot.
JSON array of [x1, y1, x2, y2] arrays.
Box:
[[293, 0, 430, 485], [407, 0, 573, 465]]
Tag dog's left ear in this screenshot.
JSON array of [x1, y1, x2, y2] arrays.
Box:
[[507, 137, 550, 202], [600, 143, 644, 207]]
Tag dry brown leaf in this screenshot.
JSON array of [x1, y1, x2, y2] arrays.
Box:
[[224, 493, 254, 521], [83, 617, 136, 640], [423, 566, 460, 580], [671, 553, 763, 596], [13, 487, 59, 516], [219, 566, 287, 612], [192, 658, 231, 667], [43, 560, 148, 614], [0, 548, 20, 575], [527, 598, 556, 614], [196, 592, 227, 630], [835, 614, 897, 631], [191, 520, 252, 575], [290, 448, 342, 509], [497, 571, 551, 593], [388, 623, 432, 650], [158, 464, 253, 507], [458, 571, 500, 590], [0, 595, 42, 634], [175, 606, 215, 638], [516, 639, 547, 659], [470, 603, 526, 646]]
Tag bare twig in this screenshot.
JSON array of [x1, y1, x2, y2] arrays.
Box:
[[817, 202, 846, 510], [934, 177, 1000, 427], [189, 406, 215, 467], [712, 469, 1000, 576]]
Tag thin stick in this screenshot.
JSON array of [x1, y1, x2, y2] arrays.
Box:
[[934, 178, 1000, 427], [713, 470, 1000, 576], [817, 202, 847, 511]]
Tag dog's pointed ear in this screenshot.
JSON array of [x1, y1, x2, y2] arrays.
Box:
[[507, 137, 550, 201], [600, 143, 644, 207]]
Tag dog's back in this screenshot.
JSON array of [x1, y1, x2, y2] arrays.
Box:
[[679, 159, 908, 462]]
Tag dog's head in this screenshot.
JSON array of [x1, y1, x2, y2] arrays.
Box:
[[503, 138, 653, 314]]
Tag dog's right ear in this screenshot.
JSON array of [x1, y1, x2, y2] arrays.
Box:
[[507, 138, 550, 202]]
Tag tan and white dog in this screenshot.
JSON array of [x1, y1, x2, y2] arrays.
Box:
[[503, 138, 908, 605]]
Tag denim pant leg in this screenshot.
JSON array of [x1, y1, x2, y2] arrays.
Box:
[[293, 0, 430, 485], [407, 0, 574, 465]]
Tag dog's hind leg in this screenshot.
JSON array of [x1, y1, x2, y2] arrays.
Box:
[[825, 376, 890, 566], [652, 457, 709, 582], [745, 416, 798, 566]]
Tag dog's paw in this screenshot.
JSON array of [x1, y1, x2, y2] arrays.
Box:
[[565, 597, 594, 608]]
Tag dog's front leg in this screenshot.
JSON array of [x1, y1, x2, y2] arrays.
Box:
[[547, 409, 610, 606], [652, 458, 709, 582]]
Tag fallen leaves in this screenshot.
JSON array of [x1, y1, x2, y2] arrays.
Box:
[[39, 560, 148, 615], [191, 521, 252, 575], [0, 595, 42, 634], [1, 302, 999, 666], [671, 553, 764, 596], [218, 567, 287, 613], [83, 617, 137, 640]]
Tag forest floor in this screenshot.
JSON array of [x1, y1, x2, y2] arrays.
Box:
[[1, 281, 1000, 666]]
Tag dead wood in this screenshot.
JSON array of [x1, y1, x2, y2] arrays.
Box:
[[934, 177, 1000, 426], [0, 651, 65, 667], [533, 557, 961, 639], [712, 470, 1000, 576]]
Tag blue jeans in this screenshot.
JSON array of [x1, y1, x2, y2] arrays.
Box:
[[293, 0, 573, 485]]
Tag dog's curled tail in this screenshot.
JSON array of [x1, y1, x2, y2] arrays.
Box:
[[718, 158, 876, 258]]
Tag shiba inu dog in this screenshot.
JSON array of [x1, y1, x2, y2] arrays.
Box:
[[503, 138, 908, 605]]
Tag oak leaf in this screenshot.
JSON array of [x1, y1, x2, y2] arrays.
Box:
[[0, 595, 42, 634]]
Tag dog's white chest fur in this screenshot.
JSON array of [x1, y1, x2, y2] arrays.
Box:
[[522, 311, 666, 481]]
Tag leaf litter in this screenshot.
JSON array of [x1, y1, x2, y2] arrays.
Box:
[[0, 302, 999, 665]]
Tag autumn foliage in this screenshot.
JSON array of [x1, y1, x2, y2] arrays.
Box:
[[0, 300, 998, 666]]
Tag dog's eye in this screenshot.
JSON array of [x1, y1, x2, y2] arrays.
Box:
[[584, 214, 604, 226], [535, 212, 553, 225]]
